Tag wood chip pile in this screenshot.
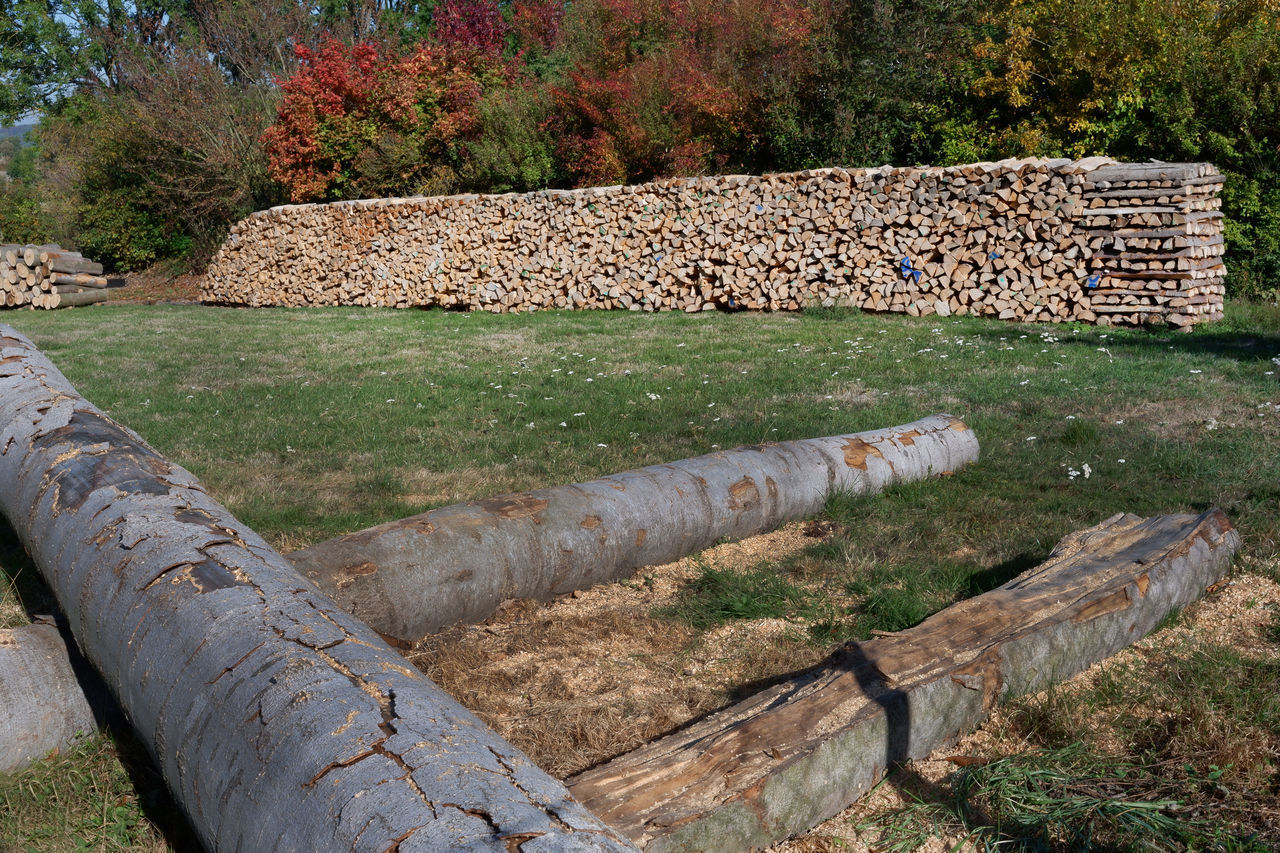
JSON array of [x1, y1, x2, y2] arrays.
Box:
[[203, 158, 1227, 327], [1, 245, 110, 309]]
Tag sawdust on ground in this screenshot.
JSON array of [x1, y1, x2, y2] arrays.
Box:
[[409, 522, 827, 778], [409, 522, 1280, 850]]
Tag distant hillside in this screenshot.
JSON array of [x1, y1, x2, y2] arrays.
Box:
[[0, 125, 34, 145]]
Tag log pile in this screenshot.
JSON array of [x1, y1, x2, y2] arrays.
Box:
[[0, 245, 110, 309], [203, 159, 1227, 327], [1080, 162, 1226, 327]]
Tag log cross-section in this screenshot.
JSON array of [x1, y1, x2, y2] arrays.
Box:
[[0, 326, 636, 852], [567, 510, 1239, 851], [289, 414, 980, 643]]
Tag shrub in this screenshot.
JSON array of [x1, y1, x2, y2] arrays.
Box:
[[262, 33, 512, 202], [547, 0, 820, 185], [975, 0, 1280, 294]]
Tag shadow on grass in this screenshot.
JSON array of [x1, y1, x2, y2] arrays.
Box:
[[0, 516, 201, 852], [106, 726, 204, 851], [965, 552, 1043, 595], [958, 299, 1280, 366]]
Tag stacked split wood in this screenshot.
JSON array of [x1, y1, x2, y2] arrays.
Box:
[[1079, 162, 1226, 327], [203, 158, 1227, 327], [0, 245, 110, 309]]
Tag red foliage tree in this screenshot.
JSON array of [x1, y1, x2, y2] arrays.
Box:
[[262, 35, 509, 202], [510, 0, 565, 53], [433, 0, 510, 56], [549, 0, 819, 186]]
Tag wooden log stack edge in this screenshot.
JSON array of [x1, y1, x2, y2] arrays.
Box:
[[203, 158, 1227, 327], [0, 244, 110, 309]]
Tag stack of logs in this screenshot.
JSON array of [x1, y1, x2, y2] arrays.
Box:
[[0, 245, 111, 309], [203, 158, 1228, 327], [1081, 162, 1225, 326]]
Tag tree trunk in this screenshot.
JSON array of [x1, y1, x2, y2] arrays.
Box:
[[1, 414, 978, 773], [567, 510, 1239, 852], [0, 326, 635, 852], [0, 619, 105, 774], [289, 414, 980, 644], [47, 289, 111, 308]]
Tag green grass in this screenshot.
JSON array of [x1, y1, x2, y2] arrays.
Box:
[[861, 617, 1280, 850], [3, 300, 1280, 848], [0, 732, 196, 852], [860, 743, 1267, 852], [4, 301, 1280, 557], [655, 560, 821, 628]]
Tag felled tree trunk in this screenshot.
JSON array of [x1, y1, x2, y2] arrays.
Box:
[[568, 510, 1240, 852], [290, 414, 980, 643], [0, 326, 635, 851], [0, 619, 105, 774]]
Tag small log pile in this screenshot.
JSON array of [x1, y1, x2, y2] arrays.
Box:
[[0, 244, 110, 309], [1080, 162, 1226, 327], [203, 159, 1227, 327]]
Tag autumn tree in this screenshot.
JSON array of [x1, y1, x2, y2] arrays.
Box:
[[975, 0, 1280, 292], [262, 27, 512, 202]]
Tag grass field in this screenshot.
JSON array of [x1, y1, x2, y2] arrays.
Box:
[[1, 301, 1278, 850]]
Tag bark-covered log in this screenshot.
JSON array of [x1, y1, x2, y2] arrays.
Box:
[[0, 619, 104, 774], [0, 326, 635, 852], [568, 509, 1239, 852], [1, 416, 976, 772], [290, 414, 979, 644], [49, 289, 111, 308]]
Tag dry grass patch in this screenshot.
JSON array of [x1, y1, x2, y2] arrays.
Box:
[[409, 523, 823, 777]]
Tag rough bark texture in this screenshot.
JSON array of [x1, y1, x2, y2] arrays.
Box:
[[289, 414, 979, 644], [0, 325, 635, 852], [0, 619, 104, 773], [568, 509, 1239, 852]]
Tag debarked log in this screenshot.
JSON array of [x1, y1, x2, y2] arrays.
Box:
[[567, 509, 1239, 852], [289, 414, 980, 644], [0, 326, 636, 852], [0, 619, 105, 774]]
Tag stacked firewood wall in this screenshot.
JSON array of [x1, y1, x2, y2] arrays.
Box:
[[203, 158, 1227, 326], [0, 245, 110, 309], [1079, 162, 1225, 326]]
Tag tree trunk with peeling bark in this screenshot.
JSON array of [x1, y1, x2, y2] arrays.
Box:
[[0, 326, 635, 852], [0, 619, 105, 774], [568, 510, 1239, 852], [290, 414, 979, 644]]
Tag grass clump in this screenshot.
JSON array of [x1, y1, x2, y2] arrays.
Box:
[[655, 561, 820, 629], [863, 744, 1267, 852], [0, 732, 193, 852]]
